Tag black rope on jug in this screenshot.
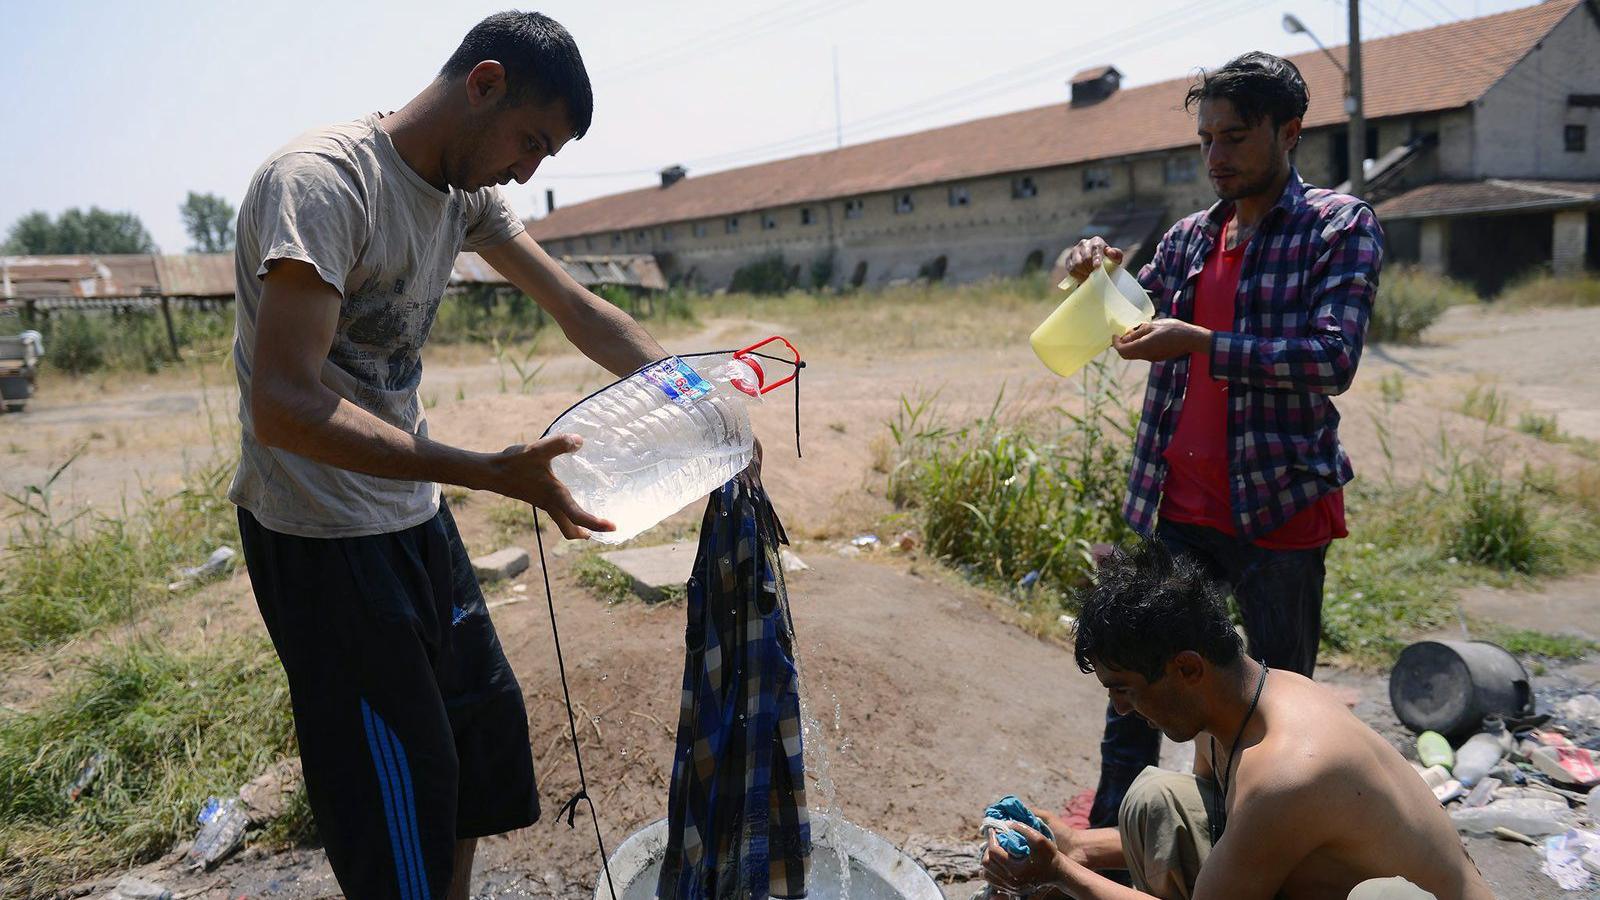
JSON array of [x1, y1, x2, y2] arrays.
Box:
[[529, 347, 806, 900], [532, 517, 620, 900]]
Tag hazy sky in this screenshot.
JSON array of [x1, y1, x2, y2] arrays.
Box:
[[0, 0, 1525, 253]]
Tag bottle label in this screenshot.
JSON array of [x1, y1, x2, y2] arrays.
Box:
[[641, 357, 713, 409]]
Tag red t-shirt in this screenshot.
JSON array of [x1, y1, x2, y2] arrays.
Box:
[[1160, 217, 1345, 550]]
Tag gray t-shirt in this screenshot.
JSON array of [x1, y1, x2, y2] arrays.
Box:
[[229, 113, 524, 538]]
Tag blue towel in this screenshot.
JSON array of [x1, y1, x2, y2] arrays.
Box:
[[982, 795, 1054, 858]]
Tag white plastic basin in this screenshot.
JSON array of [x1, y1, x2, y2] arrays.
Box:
[[592, 810, 944, 900]]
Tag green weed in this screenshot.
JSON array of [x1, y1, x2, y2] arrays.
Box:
[[0, 639, 305, 896]]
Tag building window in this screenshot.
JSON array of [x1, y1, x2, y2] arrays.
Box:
[[693, 222, 708, 238], [894, 192, 914, 214], [660, 226, 674, 242], [635, 229, 647, 242], [612, 233, 623, 247], [948, 185, 971, 207], [1566, 124, 1587, 153], [1164, 155, 1198, 184], [761, 212, 778, 230], [800, 207, 814, 226], [725, 216, 740, 234], [844, 198, 864, 219], [1083, 166, 1112, 191], [1011, 175, 1037, 199], [584, 236, 595, 251]]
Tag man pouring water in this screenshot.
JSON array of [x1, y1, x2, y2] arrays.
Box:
[[1058, 52, 1384, 830]]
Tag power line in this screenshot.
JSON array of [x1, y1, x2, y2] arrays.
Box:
[[598, 0, 863, 83]]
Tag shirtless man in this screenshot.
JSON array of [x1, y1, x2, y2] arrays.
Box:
[[981, 541, 1492, 900]]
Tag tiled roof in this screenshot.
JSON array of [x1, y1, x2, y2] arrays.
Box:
[[1375, 179, 1600, 218], [529, 0, 1582, 240]]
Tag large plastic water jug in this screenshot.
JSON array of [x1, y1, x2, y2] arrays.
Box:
[[1029, 258, 1154, 377], [547, 337, 800, 544]]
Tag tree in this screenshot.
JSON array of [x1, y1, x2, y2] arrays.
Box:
[[2, 207, 157, 254], [179, 191, 236, 253]]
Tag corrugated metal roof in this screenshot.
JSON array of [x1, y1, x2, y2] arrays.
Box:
[[451, 252, 667, 291], [1375, 179, 1600, 219], [153, 254, 235, 296], [527, 0, 1584, 241]]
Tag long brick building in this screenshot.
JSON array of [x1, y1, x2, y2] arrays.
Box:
[[528, 0, 1600, 293]]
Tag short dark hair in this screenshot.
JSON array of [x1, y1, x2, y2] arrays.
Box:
[[1072, 540, 1243, 683], [441, 11, 594, 139], [1183, 51, 1309, 130]]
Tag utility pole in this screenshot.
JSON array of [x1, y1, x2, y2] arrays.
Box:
[[1347, 0, 1365, 198], [832, 46, 844, 149]]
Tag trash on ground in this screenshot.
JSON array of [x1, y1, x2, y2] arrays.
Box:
[[1389, 640, 1532, 740], [185, 796, 249, 870], [1017, 570, 1041, 593], [66, 750, 107, 802], [238, 757, 302, 826], [167, 546, 236, 592], [1530, 745, 1600, 788], [1493, 826, 1540, 846], [851, 534, 880, 549], [486, 596, 527, 610], [1463, 776, 1501, 808], [1449, 797, 1573, 836], [1557, 694, 1600, 728], [780, 548, 810, 573], [901, 834, 981, 882], [891, 531, 919, 553], [1414, 763, 1464, 804], [1058, 613, 1076, 629], [1453, 731, 1509, 788], [1416, 731, 1454, 770], [1541, 828, 1600, 891], [104, 876, 172, 900]]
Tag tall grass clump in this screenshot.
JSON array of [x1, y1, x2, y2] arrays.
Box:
[[1368, 266, 1475, 344], [0, 452, 237, 654], [886, 361, 1136, 604], [0, 639, 305, 896], [1446, 466, 1544, 573], [1497, 273, 1600, 309]]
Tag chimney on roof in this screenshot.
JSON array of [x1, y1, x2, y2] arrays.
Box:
[[1069, 66, 1122, 107], [660, 165, 687, 188], [545, 189, 556, 215]]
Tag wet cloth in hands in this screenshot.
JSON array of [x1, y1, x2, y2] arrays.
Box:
[[657, 480, 811, 899], [983, 795, 1054, 858]]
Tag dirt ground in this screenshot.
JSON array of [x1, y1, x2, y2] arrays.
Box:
[[7, 303, 1600, 900]]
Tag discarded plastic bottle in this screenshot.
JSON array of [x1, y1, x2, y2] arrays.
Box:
[[1452, 732, 1507, 788], [186, 796, 249, 870], [1448, 797, 1572, 836], [65, 751, 107, 802], [548, 337, 801, 545], [1416, 731, 1454, 770]]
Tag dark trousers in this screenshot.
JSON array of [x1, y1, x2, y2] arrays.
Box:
[[1088, 519, 1329, 827]]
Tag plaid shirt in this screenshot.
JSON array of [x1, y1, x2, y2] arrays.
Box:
[[658, 480, 810, 900], [1124, 172, 1384, 539]]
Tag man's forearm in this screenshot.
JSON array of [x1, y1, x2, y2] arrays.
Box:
[[555, 291, 665, 377], [1069, 827, 1128, 871], [1051, 855, 1158, 900], [254, 382, 504, 492]]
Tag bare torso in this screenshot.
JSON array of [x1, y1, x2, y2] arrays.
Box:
[[1202, 671, 1493, 900]]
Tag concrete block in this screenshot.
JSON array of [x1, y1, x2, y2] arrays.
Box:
[[600, 541, 697, 602], [472, 547, 530, 582]]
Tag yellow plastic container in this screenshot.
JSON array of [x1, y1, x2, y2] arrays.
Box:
[[1029, 258, 1155, 377]]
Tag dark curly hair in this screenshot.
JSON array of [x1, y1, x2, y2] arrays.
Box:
[[1072, 539, 1243, 683], [441, 11, 594, 139], [1184, 51, 1309, 131]]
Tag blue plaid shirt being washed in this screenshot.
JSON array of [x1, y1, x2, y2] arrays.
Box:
[[1125, 171, 1384, 539]]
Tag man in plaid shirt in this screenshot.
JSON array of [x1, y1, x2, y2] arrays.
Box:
[[1062, 51, 1384, 829]]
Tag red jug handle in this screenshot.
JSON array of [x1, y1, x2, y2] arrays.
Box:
[[733, 335, 801, 395]]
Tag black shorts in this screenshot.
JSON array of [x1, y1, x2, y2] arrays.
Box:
[[239, 501, 539, 900]]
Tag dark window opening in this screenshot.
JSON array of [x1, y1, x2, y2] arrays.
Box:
[[1566, 124, 1587, 153], [1011, 176, 1038, 199], [894, 193, 914, 214], [1022, 249, 1045, 274], [948, 185, 971, 207], [725, 216, 740, 234], [844, 199, 864, 219], [850, 260, 869, 288], [800, 207, 815, 225], [1082, 167, 1111, 191], [761, 213, 778, 230]]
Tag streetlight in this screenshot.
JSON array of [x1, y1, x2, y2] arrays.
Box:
[[1283, 9, 1365, 196]]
